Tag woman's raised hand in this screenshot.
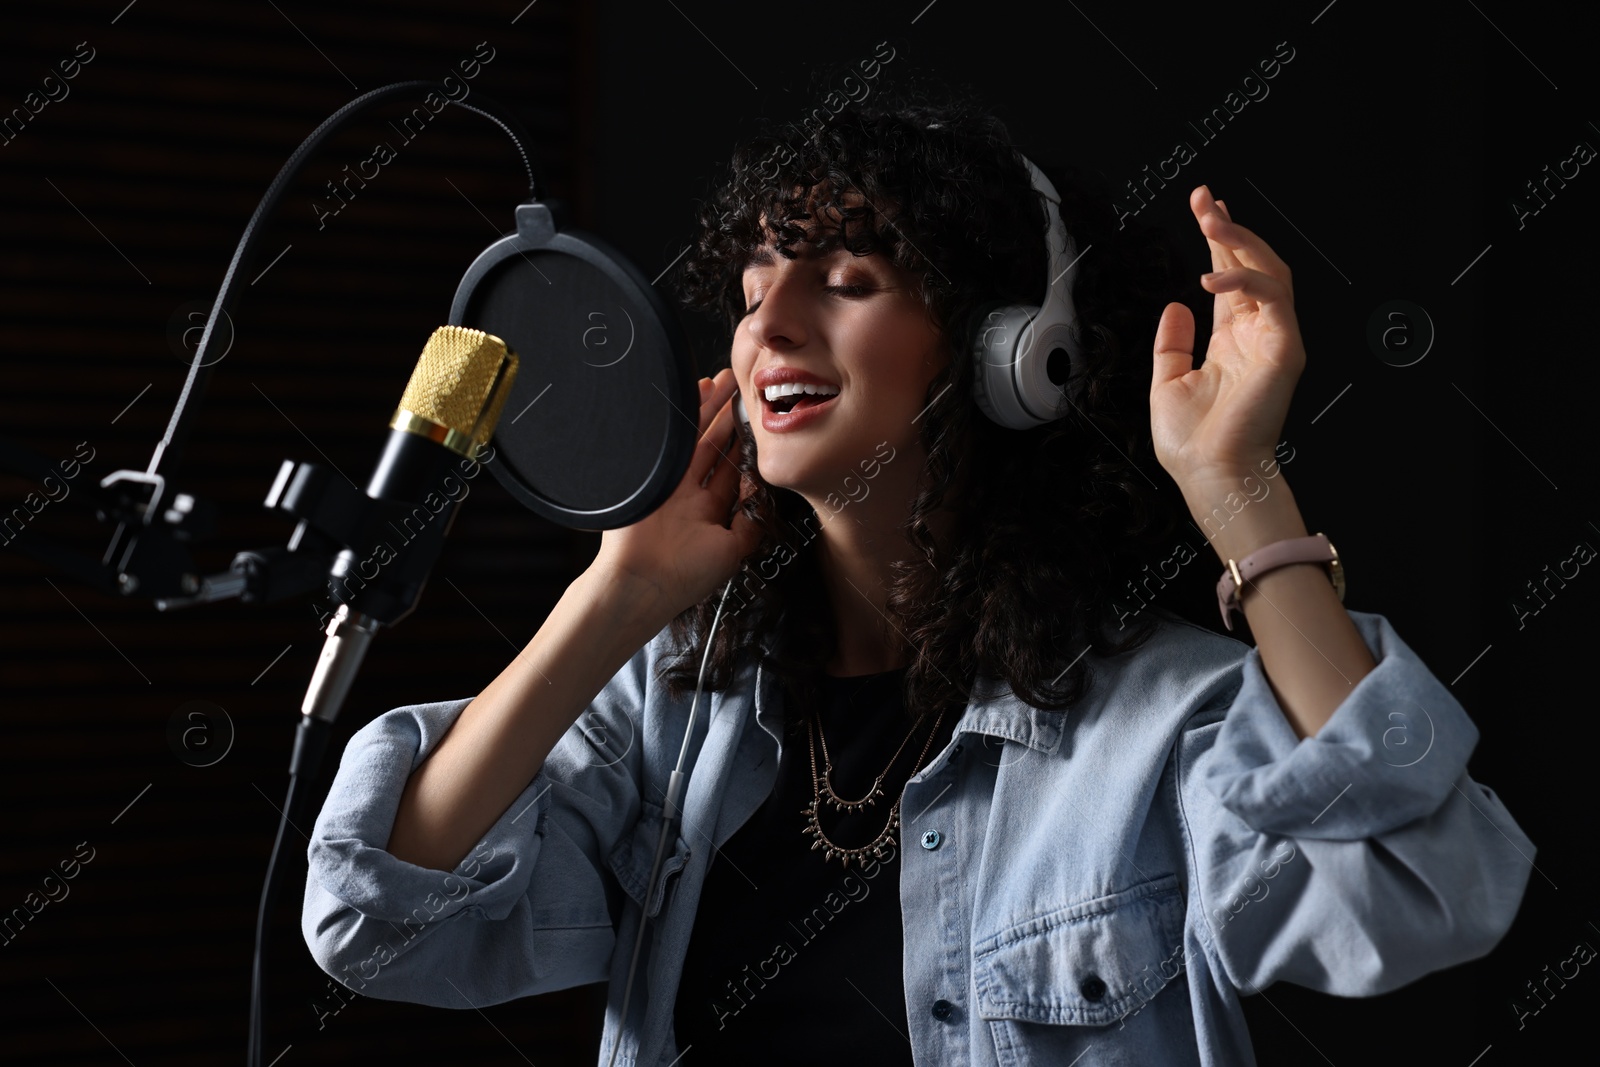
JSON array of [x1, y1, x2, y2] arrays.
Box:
[[590, 368, 763, 622], [1150, 185, 1306, 507]]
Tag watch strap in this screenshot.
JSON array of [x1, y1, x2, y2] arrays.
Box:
[[1216, 532, 1344, 631]]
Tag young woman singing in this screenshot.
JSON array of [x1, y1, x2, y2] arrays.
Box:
[[302, 80, 1534, 1066]]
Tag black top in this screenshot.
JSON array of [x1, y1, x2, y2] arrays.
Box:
[[671, 665, 953, 1063]]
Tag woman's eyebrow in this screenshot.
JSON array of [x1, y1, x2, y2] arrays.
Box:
[[742, 243, 864, 273]]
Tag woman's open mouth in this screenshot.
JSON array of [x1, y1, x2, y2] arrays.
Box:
[[761, 383, 840, 431]]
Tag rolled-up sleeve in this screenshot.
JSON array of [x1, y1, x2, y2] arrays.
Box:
[[1177, 609, 1536, 997], [301, 639, 657, 1007]]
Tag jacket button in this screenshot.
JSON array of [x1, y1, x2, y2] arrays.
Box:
[[1080, 975, 1107, 1001], [920, 829, 942, 850], [931, 999, 954, 1020]]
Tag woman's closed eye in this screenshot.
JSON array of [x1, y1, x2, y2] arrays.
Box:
[[742, 284, 874, 317]]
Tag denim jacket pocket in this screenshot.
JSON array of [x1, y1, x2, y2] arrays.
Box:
[[973, 873, 1186, 1028], [606, 798, 693, 919]]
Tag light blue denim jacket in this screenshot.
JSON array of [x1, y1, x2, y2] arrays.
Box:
[[302, 607, 1535, 1066]]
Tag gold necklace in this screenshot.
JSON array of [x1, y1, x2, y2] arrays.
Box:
[[801, 705, 946, 868]]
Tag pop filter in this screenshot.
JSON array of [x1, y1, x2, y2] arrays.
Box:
[[448, 199, 701, 530]]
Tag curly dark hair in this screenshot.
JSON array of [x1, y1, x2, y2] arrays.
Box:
[[657, 68, 1190, 740]]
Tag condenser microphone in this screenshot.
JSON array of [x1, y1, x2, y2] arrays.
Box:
[[298, 324, 517, 721]]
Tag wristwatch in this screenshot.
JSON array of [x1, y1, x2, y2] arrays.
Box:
[[1216, 532, 1344, 632]]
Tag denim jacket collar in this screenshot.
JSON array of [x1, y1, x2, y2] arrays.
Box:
[[748, 619, 1065, 767]]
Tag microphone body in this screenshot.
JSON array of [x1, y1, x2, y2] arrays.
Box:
[[302, 325, 516, 721], [320, 325, 516, 629], [324, 427, 482, 628]]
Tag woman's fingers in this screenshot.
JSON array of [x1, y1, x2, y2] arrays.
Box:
[[1192, 186, 1239, 274], [691, 382, 740, 488], [702, 428, 744, 504], [1193, 189, 1292, 292], [694, 375, 715, 437], [1152, 301, 1197, 391], [1190, 186, 1239, 330], [1199, 266, 1297, 334], [690, 369, 736, 481], [1201, 213, 1291, 288], [696, 368, 733, 437]]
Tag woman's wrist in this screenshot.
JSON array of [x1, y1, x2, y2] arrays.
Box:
[[1184, 471, 1309, 567], [577, 562, 679, 649]]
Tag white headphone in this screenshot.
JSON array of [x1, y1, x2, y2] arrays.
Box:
[[730, 151, 1083, 433], [970, 154, 1086, 429]]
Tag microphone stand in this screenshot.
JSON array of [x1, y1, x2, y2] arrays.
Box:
[[249, 604, 377, 1067]]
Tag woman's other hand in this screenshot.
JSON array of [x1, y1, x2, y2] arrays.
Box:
[[590, 368, 763, 621], [1150, 185, 1306, 507]]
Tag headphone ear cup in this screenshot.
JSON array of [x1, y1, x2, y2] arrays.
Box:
[[971, 302, 1048, 430]]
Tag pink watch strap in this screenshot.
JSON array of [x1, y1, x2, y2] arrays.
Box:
[[1215, 532, 1344, 631]]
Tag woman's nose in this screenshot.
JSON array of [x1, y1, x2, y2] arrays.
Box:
[[744, 276, 809, 349]]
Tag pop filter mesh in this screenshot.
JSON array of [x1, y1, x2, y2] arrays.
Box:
[[459, 250, 679, 519]]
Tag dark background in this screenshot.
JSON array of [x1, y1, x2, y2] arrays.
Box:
[[1, 1, 1594, 1064]]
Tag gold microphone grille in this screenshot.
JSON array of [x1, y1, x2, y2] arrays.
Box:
[[393, 326, 518, 458]]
